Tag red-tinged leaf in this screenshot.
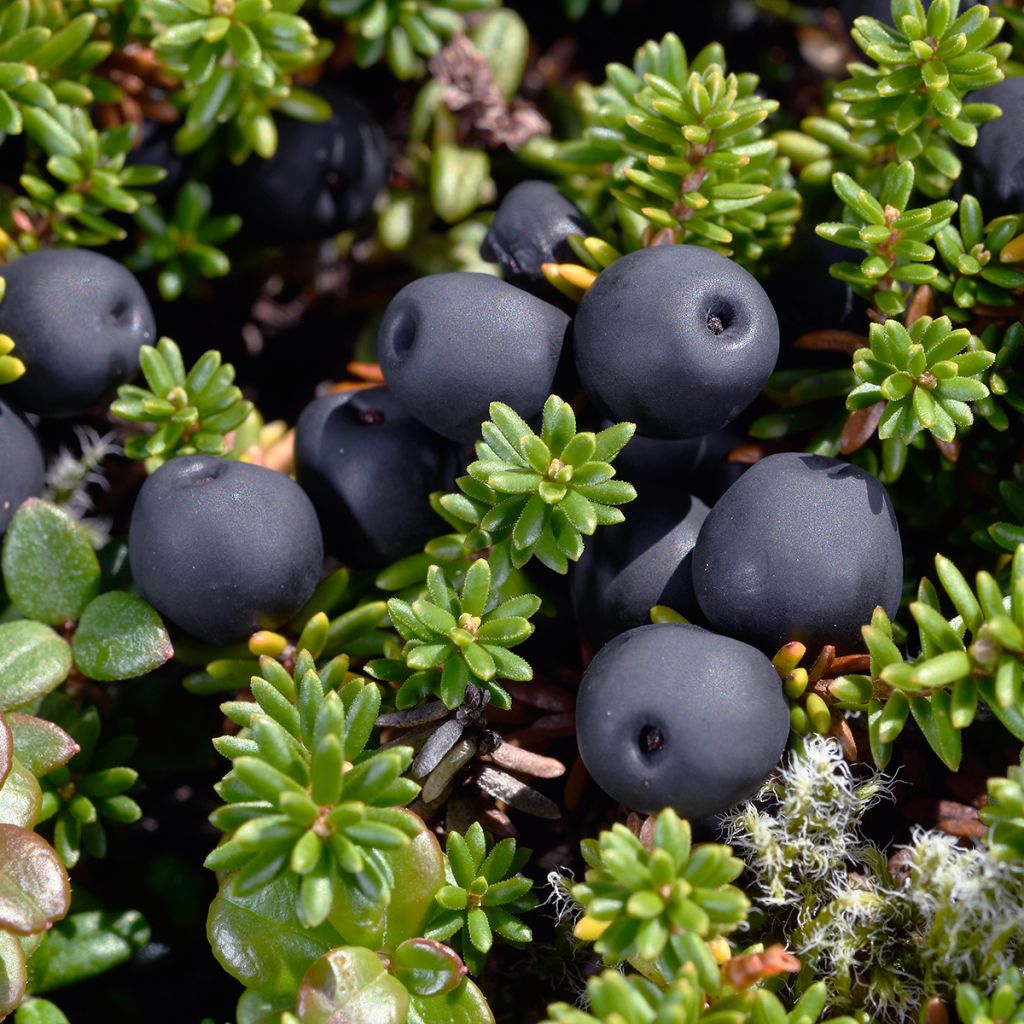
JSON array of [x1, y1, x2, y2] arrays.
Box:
[[0, 756, 41, 828], [6, 713, 79, 777], [295, 947, 408, 1024], [0, 715, 10, 791], [390, 938, 466, 997], [407, 978, 496, 1024], [0, 929, 27, 1018], [0, 824, 69, 935]]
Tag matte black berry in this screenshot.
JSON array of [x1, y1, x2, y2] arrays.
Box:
[[570, 489, 709, 646], [611, 425, 748, 506], [480, 181, 595, 294], [377, 272, 570, 443], [575, 622, 789, 817], [0, 249, 156, 418], [573, 245, 779, 439], [295, 386, 460, 567], [0, 399, 45, 536], [693, 452, 902, 654], [225, 87, 387, 244], [129, 455, 324, 645], [962, 77, 1024, 218]]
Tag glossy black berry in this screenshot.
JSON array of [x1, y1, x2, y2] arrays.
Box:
[[573, 245, 779, 439], [480, 181, 595, 294], [575, 622, 789, 817], [377, 272, 570, 443], [0, 250, 156, 418], [0, 399, 45, 536], [225, 87, 387, 245], [129, 455, 324, 645], [295, 386, 460, 567], [570, 489, 709, 645], [693, 452, 903, 654], [962, 77, 1024, 218]]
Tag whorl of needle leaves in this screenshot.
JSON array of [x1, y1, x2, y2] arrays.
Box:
[[206, 651, 421, 927], [570, 808, 748, 986], [525, 32, 798, 266], [438, 396, 637, 575], [795, 0, 1008, 198], [367, 558, 540, 712], [847, 315, 993, 445]]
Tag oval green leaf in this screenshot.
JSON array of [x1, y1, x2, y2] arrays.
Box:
[[390, 938, 466, 998], [0, 929, 27, 1019], [296, 947, 408, 1024], [2, 501, 100, 625], [0, 823, 69, 935], [0, 622, 72, 711], [71, 592, 173, 682], [5, 714, 78, 778], [407, 978, 496, 1024]]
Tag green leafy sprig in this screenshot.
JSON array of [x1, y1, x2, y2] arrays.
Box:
[[148, 0, 331, 161], [206, 652, 422, 925], [319, 0, 498, 80], [0, 2, 110, 143], [110, 337, 254, 470], [957, 969, 1024, 1024], [932, 195, 1024, 322], [816, 159, 956, 316], [37, 695, 142, 868], [792, 0, 1007, 197], [368, 559, 538, 712], [13, 116, 165, 248], [846, 315, 993, 444], [543, 970, 856, 1024], [424, 821, 535, 975], [524, 33, 799, 265], [128, 181, 242, 301], [840, 545, 1024, 769], [981, 751, 1024, 862], [570, 809, 748, 985], [439, 396, 636, 575]]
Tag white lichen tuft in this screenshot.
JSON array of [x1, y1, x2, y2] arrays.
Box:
[[725, 736, 894, 907], [44, 426, 120, 547], [727, 736, 1023, 1023]]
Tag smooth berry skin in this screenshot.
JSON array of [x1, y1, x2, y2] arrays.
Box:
[[571, 489, 709, 646], [576, 622, 789, 817], [612, 425, 747, 507], [0, 250, 156, 418], [377, 272, 570, 443], [129, 455, 324, 645], [573, 245, 780, 439], [225, 88, 387, 244], [962, 77, 1024, 218], [693, 452, 902, 655], [295, 386, 460, 567], [480, 181, 595, 294], [0, 399, 45, 536]]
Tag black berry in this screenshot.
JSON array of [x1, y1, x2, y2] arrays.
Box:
[[573, 245, 779, 439], [295, 386, 460, 567], [225, 87, 387, 245], [570, 489, 709, 645], [962, 77, 1024, 218], [128, 455, 324, 645], [480, 181, 595, 294], [377, 272, 570, 443], [0, 399, 45, 536], [575, 622, 789, 817], [0, 250, 155, 418], [693, 452, 903, 654]]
